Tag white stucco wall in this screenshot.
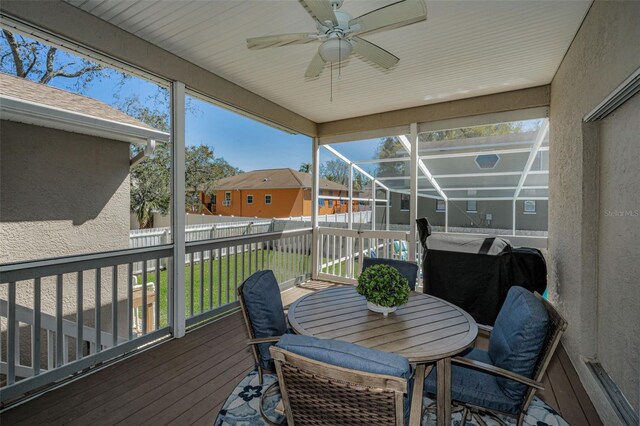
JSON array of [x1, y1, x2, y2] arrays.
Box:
[[1, 120, 130, 263], [1, 120, 132, 365], [548, 1, 640, 423]]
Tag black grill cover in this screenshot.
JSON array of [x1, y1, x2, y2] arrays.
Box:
[[417, 217, 547, 326]]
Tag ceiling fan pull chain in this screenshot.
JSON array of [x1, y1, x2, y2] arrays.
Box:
[[330, 61, 333, 102]]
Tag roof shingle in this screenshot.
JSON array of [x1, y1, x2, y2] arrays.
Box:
[[213, 168, 348, 191]]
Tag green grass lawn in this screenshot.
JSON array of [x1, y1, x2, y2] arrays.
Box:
[[137, 248, 314, 326]]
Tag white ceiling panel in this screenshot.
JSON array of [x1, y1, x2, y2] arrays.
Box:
[[65, 0, 591, 123]]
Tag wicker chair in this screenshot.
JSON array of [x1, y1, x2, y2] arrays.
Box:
[[270, 336, 414, 426], [425, 289, 568, 426], [238, 270, 289, 384]]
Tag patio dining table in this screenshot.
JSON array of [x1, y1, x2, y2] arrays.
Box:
[[287, 285, 478, 426]]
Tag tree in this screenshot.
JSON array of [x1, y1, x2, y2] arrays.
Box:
[[375, 137, 406, 178], [298, 162, 311, 173], [320, 159, 349, 186], [185, 146, 241, 212], [1, 29, 110, 90], [130, 145, 171, 228], [320, 159, 368, 191], [419, 122, 525, 142]]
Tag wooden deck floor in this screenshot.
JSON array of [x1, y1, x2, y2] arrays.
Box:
[[1, 281, 601, 425]]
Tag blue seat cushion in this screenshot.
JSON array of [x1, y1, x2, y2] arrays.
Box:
[[362, 257, 419, 291], [277, 334, 413, 420], [241, 270, 288, 369], [489, 286, 548, 400], [424, 348, 521, 414]]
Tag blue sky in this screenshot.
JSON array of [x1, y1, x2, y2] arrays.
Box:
[[48, 73, 312, 172]]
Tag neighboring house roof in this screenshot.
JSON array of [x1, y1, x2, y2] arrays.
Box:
[[212, 168, 348, 192], [0, 72, 169, 143]]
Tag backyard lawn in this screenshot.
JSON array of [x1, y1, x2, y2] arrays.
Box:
[[137, 248, 322, 327]]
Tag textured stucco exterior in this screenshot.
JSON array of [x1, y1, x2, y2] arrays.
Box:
[[548, 1, 640, 423], [1, 121, 132, 364], [1, 120, 130, 263]]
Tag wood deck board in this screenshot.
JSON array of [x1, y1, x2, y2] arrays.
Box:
[[0, 280, 601, 425]]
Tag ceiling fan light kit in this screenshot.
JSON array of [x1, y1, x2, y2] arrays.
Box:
[[246, 0, 427, 78], [318, 37, 352, 62]]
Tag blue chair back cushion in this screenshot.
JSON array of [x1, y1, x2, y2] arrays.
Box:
[[362, 257, 419, 291], [277, 334, 413, 420], [425, 348, 521, 414], [241, 270, 287, 369], [488, 286, 548, 400]]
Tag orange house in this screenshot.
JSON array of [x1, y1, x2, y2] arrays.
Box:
[[200, 168, 359, 218]]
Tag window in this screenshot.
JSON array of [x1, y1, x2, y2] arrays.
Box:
[[247, 195, 253, 204], [211, 194, 217, 205], [223, 191, 231, 206], [524, 200, 536, 214], [265, 194, 272, 205], [436, 200, 446, 212], [328, 200, 333, 207], [318, 198, 324, 206], [400, 194, 410, 211], [466, 200, 477, 213]]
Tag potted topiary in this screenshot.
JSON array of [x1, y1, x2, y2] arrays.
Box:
[[356, 264, 410, 317]]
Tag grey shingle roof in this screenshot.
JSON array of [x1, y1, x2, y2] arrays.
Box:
[[0, 72, 156, 130]]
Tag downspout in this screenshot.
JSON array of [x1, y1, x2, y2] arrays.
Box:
[[129, 139, 157, 167]]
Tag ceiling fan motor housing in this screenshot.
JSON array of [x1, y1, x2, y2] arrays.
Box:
[[317, 10, 353, 63]]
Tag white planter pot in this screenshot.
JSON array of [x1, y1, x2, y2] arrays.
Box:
[[367, 301, 397, 317]]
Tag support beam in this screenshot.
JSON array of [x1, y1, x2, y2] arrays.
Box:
[[311, 138, 321, 280], [398, 135, 447, 201], [408, 123, 418, 261], [435, 171, 548, 179], [445, 200, 449, 232], [317, 86, 550, 138], [171, 81, 186, 338], [514, 120, 550, 199], [512, 199, 517, 236], [311, 137, 320, 279], [322, 145, 390, 191], [386, 190, 390, 231]]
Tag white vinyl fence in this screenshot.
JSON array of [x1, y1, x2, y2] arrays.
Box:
[[129, 220, 272, 273]]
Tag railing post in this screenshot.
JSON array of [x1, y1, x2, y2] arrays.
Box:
[[171, 81, 186, 338], [371, 181, 376, 231], [347, 164, 353, 277], [311, 137, 320, 280]]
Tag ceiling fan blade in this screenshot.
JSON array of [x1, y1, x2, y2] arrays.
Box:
[[349, 0, 427, 36], [299, 0, 338, 26], [305, 51, 327, 78], [247, 33, 317, 50], [352, 37, 399, 69]]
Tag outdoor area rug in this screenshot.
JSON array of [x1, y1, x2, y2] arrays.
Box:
[[214, 369, 569, 426]]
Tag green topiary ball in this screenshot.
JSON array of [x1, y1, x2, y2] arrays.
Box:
[[356, 264, 410, 308]]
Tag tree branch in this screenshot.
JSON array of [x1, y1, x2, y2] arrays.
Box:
[[39, 64, 103, 84], [2, 30, 26, 77]]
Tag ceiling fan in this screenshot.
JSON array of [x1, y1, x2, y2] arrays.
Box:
[[246, 0, 427, 78]]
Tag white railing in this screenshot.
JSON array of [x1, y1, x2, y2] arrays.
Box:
[[0, 226, 313, 404], [0, 246, 173, 404], [316, 227, 411, 285], [288, 210, 372, 224], [183, 228, 312, 326]]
